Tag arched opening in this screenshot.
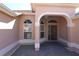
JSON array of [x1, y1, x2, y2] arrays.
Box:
[[40, 15, 68, 45], [34, 12, 73, 51], [24, 20, 32, 39]]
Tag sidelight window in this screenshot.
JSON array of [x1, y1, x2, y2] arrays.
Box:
[[40, 21, 44, 38]]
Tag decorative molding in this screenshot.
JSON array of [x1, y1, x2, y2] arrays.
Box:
[[5, 44, 21, 56], [68, 42, 79, 49], [40, 38, 47, 43], [0, 41, 19, 56], [38, 12, 71, 20], [58, 38, 68, 44], [19, 39, 34, 45], [38, 12, 73, 28], [67, 23, 75, 27], [19, 38, 47, 45], [59, 38, 79, 50]]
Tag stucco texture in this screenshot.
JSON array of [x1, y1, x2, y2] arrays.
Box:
[[0, 11, 19, 49]]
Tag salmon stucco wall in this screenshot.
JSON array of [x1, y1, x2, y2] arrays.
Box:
[[58, 17, 68, 41], [35, 5, 75, 19], [0, 11, 19, 49], [71, 18, 79, 44]]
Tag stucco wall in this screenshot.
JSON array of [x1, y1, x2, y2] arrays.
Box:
[[71, 18, 79, 43], [58, 17, 68, 41], [0, 11, 19, 49], [35, 6, 75, 19]]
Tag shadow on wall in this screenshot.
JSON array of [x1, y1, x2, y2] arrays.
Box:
[[0, 19, 16, 29]]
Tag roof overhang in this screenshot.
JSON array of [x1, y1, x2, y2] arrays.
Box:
[[31, 3, 79, 11], [0, 3, 17, 17], [18, 12, 35, 16], [13, 10, 35, 16]]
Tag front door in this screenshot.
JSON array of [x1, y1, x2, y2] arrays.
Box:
[[48, 24, 57, 41]]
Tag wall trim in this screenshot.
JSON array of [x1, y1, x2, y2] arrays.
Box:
[[68, 42, 79, 49], [19, 39, 35, 45], [5, 44, 21, 56], [38, 12, 72, 27], [58, 38, 68, 44], [19, 39, 47, 45], [59, 38, 79, 50], [0, 41, 19, 56]]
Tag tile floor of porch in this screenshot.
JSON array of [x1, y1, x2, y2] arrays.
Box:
[[12, 42, 79, 56]]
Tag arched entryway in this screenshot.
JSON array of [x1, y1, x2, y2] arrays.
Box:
[[40, 16, 58, 42], [35, 12, 73, 51], [40, 15, 68, 42], [40, 15, 68, 43]]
